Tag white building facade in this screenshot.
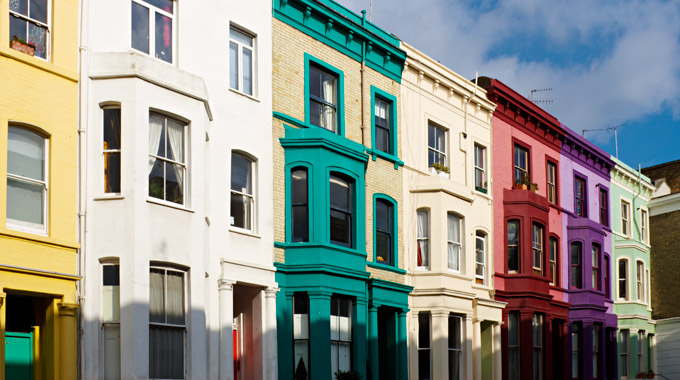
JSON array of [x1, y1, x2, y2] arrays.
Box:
[[400, 43, 505, 380], [78, 1, 276, 379]]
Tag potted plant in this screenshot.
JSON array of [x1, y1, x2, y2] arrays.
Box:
[[530, 182, 539, 192], [646, 370, 655, 379], [10, 35, 35, 56], [335, 370, 363, 380], [430, 162, 450, 175], [514, 173, 531, 190]]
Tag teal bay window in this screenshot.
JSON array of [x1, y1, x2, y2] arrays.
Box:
[[291, 167, 309, 242], [373, 195, 397, 266], [330, 174, 353, 247], [305, 54, 344, 135]]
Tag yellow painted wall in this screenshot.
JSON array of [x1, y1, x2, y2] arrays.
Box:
[[0, 0, 79, 379]]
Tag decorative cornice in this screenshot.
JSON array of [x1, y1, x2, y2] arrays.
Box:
[[279, 122, 369, 163], [274, 0, 405, 82]]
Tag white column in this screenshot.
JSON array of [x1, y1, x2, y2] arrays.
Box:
[[264, 287, 279, 380], [493, 323, 502, 380], [473, 319, 482, 380], [219, 279, 236, 380]]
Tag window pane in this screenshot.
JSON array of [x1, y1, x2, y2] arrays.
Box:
[[103, 109, 122, 150], [165, 162, 183, 205], [310, 68, 321, 98], [418, 313, 430, 348], [103, 265, 120, 322], [243, 48, 253, 95], [154, 12, 172, 62], [28, 22, 47, 59], [149, 326, 184, 379], [330, 176, 350, 211], [7, 178, 43, 225], [376, 126, 390, 154], [230, 27, 253, 46], [166, 271, 184, 325], [10, 0, 28, 15], [508, 221, 519, 271], [448, 316, 461, 349], [231, 193, 251, 229], [142, 0, 173, 13], [330, 209, 351, 245], [376, 200, 390, 230], [8, 127, 44, 181], [149, 269, 165, 323], [10, 15, 27, 44], [104, 153, 121, 194], [508, 313, 518, 345], [166, 118, 184, 163], [229, 42, 239, 90], [131, 2, 149, 54], [231, 154, 252, 193], [291, 169, 308, 242], [29, 0, 48, 23], [376, 231, 390, 262], [103, 324, 121, 380], [449, 351, 460, 380]]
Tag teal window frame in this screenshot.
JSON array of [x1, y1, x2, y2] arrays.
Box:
[[368, 86, 402, 169], [371, 194, 398, 269], [329, 169, 357, 249], [286, 163, 313, 243], [304, 53, 345, 136]]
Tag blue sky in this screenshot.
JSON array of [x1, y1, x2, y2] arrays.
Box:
[[339, 0, 680, 168]]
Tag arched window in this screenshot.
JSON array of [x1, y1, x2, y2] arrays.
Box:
[[231, 152, 255, 231], [291, 168, 308, 242], [618, 259, 629, 300], [7, 125, 48, 233], [475, 231, 486, 284], [330, 174, 353, 247], [549, 237, 558, 286], [507, 220, 520, 273], [375, 198, 394, 265], [571, 242, 582, 289], [416, 209, 429, 269], [447, 213, 462, 272]]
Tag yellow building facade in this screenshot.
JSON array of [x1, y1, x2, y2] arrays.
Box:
[[0, 0, 80, 379]]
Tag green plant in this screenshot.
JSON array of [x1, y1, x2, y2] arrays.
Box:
[[149, 181, 163, 199], [335, 370, 363, 380], [11, 35, 35, 48], [294, 358, 307, 380], [431, 162, 450, 174], [514, 172, 531, 187]]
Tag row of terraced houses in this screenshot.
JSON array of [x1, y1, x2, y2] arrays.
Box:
[[1, 0, 680, 379]]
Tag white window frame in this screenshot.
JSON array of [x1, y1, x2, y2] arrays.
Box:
[[549, 237, 558, 286], [416, 209, 430, 270], [101, 262, 121, 380], [102, 106, 122, 194], [620, 329, 629, 378], [638, 330, 646, 373], [229, 25, 256, 97], [8, 0, 51, 61], [131, 0, 175, 63], [513, 144, 529, 185], [448, 314, 463, 380], [636, 261, 645, 303], [547, 161, 557, 204], [474, 144, 486, 190], [230, 152, 256, 232], [621, 200, 630, 237], [427, 122, 447, 171], [475, 231, 486, 285], [149, 266, 187, 380], [147, 112, 188, 206], [618, 258, 629, 301], [640, 208, 649, 243], [447, 213, 462, 273], [532, 223, 544, 272], [6, 125, 49, 235]]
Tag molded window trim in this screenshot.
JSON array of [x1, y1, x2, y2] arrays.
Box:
[[546, 160, 558, 205], [447, 212, 463, 273], [574, 176, 587, 217], [532, 223, 544, 273], [304, 53, 345, 136], [372, 194, 398, 268], [329, 172, 354, 248], [513, 143, 530, 186], [474, 144, 488, 193], [592, 244, 601, 291], [599, 187, 609, 227], [636, 260, 645, 303], [620, 199, 631, 237], [368, 86, 402, 168]]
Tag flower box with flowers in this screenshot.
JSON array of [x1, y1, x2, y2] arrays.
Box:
[[10, 36, 35, 56]]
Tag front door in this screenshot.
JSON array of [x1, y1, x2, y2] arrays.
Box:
[[5, 331, 33, 380]]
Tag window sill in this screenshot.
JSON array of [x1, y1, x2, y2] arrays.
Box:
[[0, 46, 78, 82], [428, 167, 450, 178], [229, 87, 260, 102], [146, 198, 194, 213], [365, 148, 404, 170], [94, 195, 125, 201], [6, 223, 47, 238], [0, 227, 79, 249], [475, 186, 488, 194], [471, 283, 491, 291], [229, 227, 261, 239], [274, 241, 366, 258], [367, 261, 406, 274]]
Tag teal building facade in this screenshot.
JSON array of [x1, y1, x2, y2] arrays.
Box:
[[271, 0, 411, 379]]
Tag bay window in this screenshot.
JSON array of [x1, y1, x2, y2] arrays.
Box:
[[508, 312, 520, 380], [549, 237, 558, 286], [447, 213, 462, 272], [291, 168, 309, 242], [7, 126, 48, 233], [330, 296, 352, 376], [448, 314, 462, 380], [149, 267, 185, 379], [131, 0, 174, 63], [475, 231, 486, 284], [533, 314, 543, 380], [619, 259, 628, 300], [620, 329, 629, 377], [330, 174, 353, 247], [571, 323, 581, 380], [231, 153, 255, 231], [637, 261, 645, 302], [638, 330, 646, 373], [532, 223, 544, 273], [102, 263, 121, 380], [103, 108, 121, 194], [293, 293, 309, 378], [507, 220, 520, 272], [593, 325, 600, 379], [418, 312, 431, 380], [571, 242, 582, 289], [592, 244, 601, 290], [148, 113, 186, 205], [416, 209, 429, 269]]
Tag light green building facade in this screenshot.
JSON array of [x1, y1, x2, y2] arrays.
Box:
[[610, 157, 656, 378]]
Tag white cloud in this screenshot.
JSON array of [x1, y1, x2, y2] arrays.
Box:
[[340, 0, 680, 135]]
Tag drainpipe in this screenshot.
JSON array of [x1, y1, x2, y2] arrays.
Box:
[[360, 12, 367, 146], [76, 0, 90, 377], [462, 72, 478, 185]]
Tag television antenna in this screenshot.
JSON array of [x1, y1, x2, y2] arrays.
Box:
[[529, 88, 553, 105], [369, 0, 373, 21], [582, 123, 626, 158]]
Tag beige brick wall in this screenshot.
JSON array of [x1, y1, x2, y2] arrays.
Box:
[[649, 209, 680, 319], [272, 19, 405, 285]]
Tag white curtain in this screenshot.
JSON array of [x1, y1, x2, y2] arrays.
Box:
[[149, 269, 164, 323], [417, 210, 429, 267], [448, 214, 461, 271], [148, 114, 164, 175], [166, 118, 184, 191], [321, 76, 335, 131], [166, 271, 184, 325]]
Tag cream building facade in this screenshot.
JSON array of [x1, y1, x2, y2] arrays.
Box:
[[400, 43, 505, 380]]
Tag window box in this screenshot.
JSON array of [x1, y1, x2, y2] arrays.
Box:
[[10, 37, 35, 56]]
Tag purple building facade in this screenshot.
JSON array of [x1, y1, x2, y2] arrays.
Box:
[[560, 126, 617, 380]]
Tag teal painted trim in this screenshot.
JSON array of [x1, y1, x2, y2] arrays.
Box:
[[283, 161, 314, 243], [274, 0, 405, 83], [280, 123, 368, 162], [369, 85, 401, 168], [367, 261, 406, 274], [275, 261, 372, 281], [273, 111, 307, 129], [304, 53, 345, 136], [372, 193, 399, 268], [369, 278, 412, 309]]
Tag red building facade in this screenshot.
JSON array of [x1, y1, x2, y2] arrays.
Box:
[[479, 77, 571, 380]]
